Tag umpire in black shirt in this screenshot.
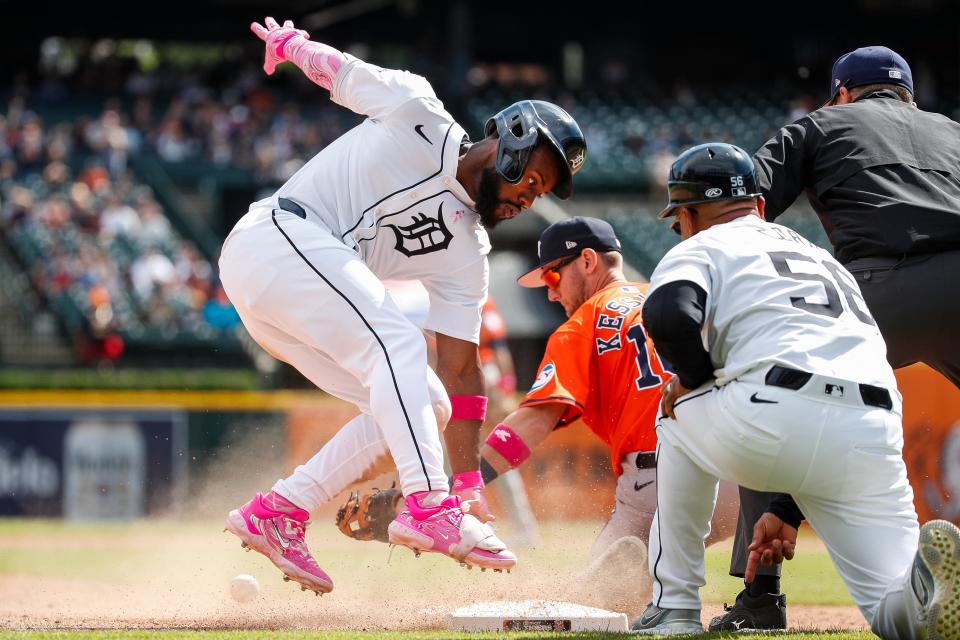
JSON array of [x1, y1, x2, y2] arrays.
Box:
[[754, 45, 960, 387]]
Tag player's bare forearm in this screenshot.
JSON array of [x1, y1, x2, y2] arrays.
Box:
[[482, 403, 565, 475], [443, 419, 482, 475], [435, 333, 486, 474]]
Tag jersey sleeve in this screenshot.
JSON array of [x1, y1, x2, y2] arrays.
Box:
[[519, 322, 593, 425], [647, 239, 715, 301], [753, 116, 821, 221], [331, 56, 438, 121], [421, 255, 488, 344]]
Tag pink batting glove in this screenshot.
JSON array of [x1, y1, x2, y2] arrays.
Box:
[[250, 17, 309, 75]]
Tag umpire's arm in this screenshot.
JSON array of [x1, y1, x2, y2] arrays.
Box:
[[435, 332, 486, 475], [753, 118, 819, 221]]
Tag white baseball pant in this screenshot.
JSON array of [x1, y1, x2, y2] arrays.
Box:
[[648, 366, 922, 639], [219, 206, 450, 508], [590, 451, 741, 559]]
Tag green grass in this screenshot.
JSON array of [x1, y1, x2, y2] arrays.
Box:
[[0, 368, 259, 390], [703, 540, 852, 606], [0, 632, 878, 639]]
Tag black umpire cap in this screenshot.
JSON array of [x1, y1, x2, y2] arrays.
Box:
[[826, 45, 913, 105]]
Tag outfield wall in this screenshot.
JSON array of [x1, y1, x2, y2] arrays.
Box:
[[0, 363, 956, 523]]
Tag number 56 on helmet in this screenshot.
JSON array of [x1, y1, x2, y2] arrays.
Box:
[[657, 142, 761, 221]]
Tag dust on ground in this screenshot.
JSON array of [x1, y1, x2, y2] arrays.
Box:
[[0, 516, 864, 632], [0, 573, 865, 631], [0, 427, 864, 632]]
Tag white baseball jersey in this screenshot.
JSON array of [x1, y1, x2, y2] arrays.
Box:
[[245, 55, 490, 343], [648, 215, 896, 388], [645, 215, 920, 634]]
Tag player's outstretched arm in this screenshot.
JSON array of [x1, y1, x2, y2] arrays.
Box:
[[250, 16, 345, 90], [480, 403, 565, 479]]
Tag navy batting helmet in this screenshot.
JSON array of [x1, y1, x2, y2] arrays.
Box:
[[484, 100, 586, 200], [657, 142, 761, 220]]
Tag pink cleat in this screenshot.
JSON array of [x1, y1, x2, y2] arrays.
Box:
[[388, 494, 517, 571], [225, 491, 333, 594]]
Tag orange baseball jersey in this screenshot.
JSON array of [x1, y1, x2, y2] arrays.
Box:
[[519, 282, 674, 476]]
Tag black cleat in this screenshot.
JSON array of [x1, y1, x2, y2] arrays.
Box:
[[708, 589, 787, 632]]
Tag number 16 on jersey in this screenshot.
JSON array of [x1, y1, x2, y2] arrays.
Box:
[[627, 323, 676, 391]]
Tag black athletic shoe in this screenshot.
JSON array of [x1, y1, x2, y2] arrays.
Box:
[[707, 589, 787, 632]]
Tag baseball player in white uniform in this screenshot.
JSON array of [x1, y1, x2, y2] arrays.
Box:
[[220, 17, 587, 595], [631, 142, 960, 639]]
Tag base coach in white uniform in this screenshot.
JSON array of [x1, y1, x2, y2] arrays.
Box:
[[631, 142, 960, 639], [220, 17, 587, 595]]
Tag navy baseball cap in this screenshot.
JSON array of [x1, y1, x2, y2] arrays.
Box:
[[517, 216, 622, 288], [826, 45, 913, 104]]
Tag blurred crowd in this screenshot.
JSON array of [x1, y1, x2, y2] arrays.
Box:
[[21, 54, 358, 184], [0, 50, 827, 362], [0, 101, 241, 362]]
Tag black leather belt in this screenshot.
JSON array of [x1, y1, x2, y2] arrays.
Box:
[[764, 365, 893, 410], [277, 197, 307, 219]]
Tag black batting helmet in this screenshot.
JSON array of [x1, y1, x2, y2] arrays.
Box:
[[484, 100, 586, 200], [657, 142, 761, 220]]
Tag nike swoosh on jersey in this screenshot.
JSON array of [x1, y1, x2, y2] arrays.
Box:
[[634, 480, 654, 492], [414, 124, 432, 145], [749, 392, 778, 404]]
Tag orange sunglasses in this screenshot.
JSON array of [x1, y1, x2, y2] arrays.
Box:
[[541, 254, 580, 289]]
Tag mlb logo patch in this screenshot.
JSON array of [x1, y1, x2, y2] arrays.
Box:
[[530, 362, 556, 392], [824, 383, 845, 398]]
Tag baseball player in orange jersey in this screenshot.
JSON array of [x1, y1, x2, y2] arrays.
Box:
[[333, 217, 750, 613]]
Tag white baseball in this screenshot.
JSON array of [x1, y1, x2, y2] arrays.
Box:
[[230, 574, 260, 603]]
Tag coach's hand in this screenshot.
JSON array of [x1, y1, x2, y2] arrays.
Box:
[[250, 17, 310, 75], [745, 512, 798, 582], [662, 377, 691, 419]]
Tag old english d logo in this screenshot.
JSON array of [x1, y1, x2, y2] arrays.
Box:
[[388, 202, 453, 257]]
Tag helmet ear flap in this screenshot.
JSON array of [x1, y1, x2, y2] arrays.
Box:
[[488, 103, 540, 184], [484, 99, 586, 196]]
